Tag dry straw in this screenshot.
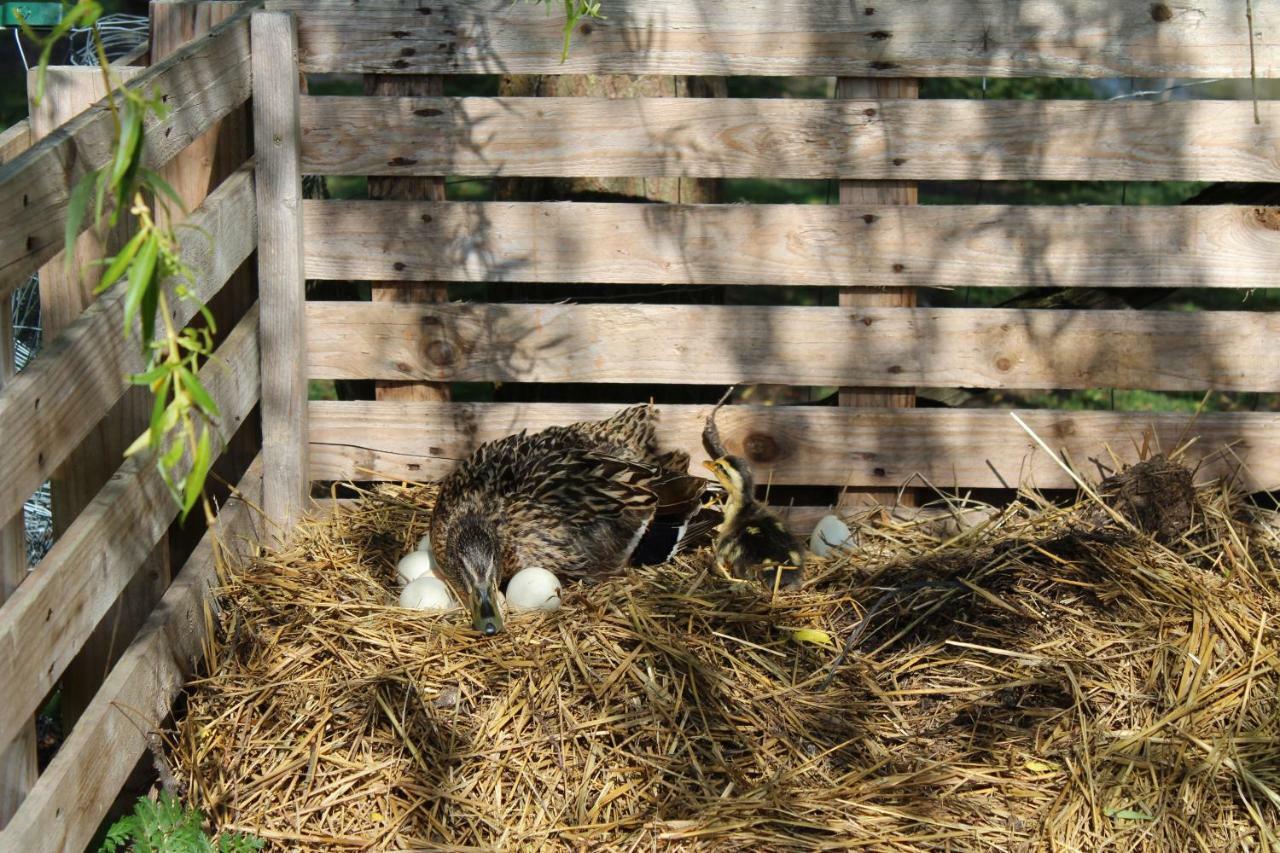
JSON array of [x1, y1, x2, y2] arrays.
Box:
[[168, 465, 1280, 850]]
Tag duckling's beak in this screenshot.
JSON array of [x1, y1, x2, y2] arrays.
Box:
[[469, 580, 504, 636], [702, 460, 729, 488]]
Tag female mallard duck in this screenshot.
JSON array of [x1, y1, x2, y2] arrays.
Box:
[[430, 404, 708, 635], [701, 388, 805, 590]]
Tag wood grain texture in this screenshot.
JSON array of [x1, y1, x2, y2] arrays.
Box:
[[364, 72, 450, 404], [0, 2, 253, 300], [302, 200, 1280, 291], [0, 301, 35, 828], [0, 121, 30, 168], [0, 457, 262, 853], [0, 165, 256, 532], [267, 0, 1280, 79], [837, 76, 917, 506], [27, 63, 165, 736], [252, 11, 310, 533], [299, 96, 1280, 182], [306, 302, 1280, 392], [0, 306, 260, 756], [307, 401, 1280, 492]]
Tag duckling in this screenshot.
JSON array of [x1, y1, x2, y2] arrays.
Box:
[[703, 455, 805, 589], [429, 404, 708, 635], [700, 387, 804, 589]]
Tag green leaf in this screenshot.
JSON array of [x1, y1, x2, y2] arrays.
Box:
[[95, 229, 146, 295], [93, 167, 111, 231], [147, 375, 171, 449], [108, 101, 145, 227], [181, 428, 213, 520], [139, 167, 188, 215], [129, 363, 171, 387], [109, 97, 143, 193], [123, 235, 159, 343], [63, 169, 99, 274], [160, 433, 184, 471], [123, 429, 151, 459], [178, 367, 220, 418]]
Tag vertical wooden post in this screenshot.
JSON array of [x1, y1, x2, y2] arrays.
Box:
[[364, 73, 450, 403], [252, 11, 309, 533], [27, 65, 172, 731], [836, 77, 918, 508], [0, 300, 36, 827]]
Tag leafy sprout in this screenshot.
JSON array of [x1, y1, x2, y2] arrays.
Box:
[[101, 791, 263, 853]]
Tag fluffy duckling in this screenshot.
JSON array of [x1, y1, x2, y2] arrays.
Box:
[[700, 387, 804, 589], [703, 455, 805, 589]]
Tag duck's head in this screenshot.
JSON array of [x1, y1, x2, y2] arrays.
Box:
[[702, 455, 755, 501], [436, 515, 505, 636]]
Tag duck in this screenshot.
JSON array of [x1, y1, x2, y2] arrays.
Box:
[[429, 404, 708, 635], [701, 388, 805, 590]]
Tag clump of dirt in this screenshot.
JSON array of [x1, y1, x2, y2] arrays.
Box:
[[1097, 454, 1195, 543]]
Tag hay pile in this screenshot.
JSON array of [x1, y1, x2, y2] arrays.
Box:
[[169, 466, 1280, 850]]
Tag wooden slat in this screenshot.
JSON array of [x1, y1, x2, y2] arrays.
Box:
[[308, 401, 1280, 493], [269, 0, 1279, 79], [303, 200, 1280, 291], [253, 10, 309, 533], [0, 1, 254, 300], [0, 305, 261, 755], [306, 302, 1280, 392], [0, 301, 35, 827], [27, 65, 168, 735], [299, 96, 1280, 182], [0, 457, 262, 853], [0, 164, 257, 532], [0, 121, 30, 167]]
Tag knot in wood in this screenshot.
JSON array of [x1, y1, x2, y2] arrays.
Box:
[[994, 356, 1014, 372], [1150, 3, 1173, 22], [742, 432, 780, 464], [425, 339, 456, 367]]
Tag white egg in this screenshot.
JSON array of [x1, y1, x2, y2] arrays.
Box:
[[399, 576, 457, 611], [809, 514, 855, 558], [396, 551, 438, 585], [416, 532, 432, 553], [505, 566, 562, 612]]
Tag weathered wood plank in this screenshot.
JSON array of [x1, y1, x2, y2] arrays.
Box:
[[302, 200, 1280, 291], [27, 64, 168, 735], [0, 457, 262, 853], [0, 301, 35, 828], [0, 121, 30, 167], [0, 1, 255, 300], [299, 96, 1280, 182], [306, 302, 1280, 392], [0, 164, 257, 532], [268, 0, 1280, 79], [0, 305, 260, 755], [838, 76, 918, 508], [307, 401, 1280, 492], [253, 11, 310, 533]]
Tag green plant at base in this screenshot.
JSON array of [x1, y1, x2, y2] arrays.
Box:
[[526, 0, 604, 62], [20, 0, 220, 523], [101, 791, 263, 853]]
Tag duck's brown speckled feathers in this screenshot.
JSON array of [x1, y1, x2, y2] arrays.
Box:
[[430, 405, 706, 585]]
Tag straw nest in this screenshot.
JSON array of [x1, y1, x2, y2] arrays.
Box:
[[168, 457, 1280, 850]]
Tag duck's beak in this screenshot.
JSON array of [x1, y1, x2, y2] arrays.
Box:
[[469, 579, 504, 636]]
